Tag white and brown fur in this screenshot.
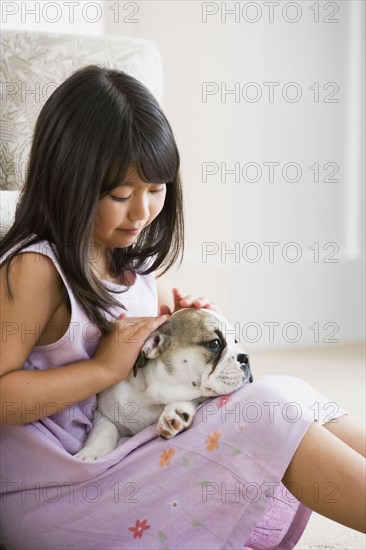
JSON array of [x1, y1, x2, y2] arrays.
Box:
[[76, 308, 253, 461]]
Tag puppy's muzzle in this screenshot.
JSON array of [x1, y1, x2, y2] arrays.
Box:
[[237, 353, 254, 384]]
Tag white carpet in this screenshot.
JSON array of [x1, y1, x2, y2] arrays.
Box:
[[252, 343, 365, 550], [296, 512, 366, 549]]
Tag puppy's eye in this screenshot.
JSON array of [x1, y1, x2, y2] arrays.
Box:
[[206, 339, 221, 351], [235, 339, 238, 344], [192, 381, 197, 387]]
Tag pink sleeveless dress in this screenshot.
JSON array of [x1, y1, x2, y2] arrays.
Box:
[[0, 240, 346, 549]]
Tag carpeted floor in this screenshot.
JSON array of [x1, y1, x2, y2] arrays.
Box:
[[251, 343, 366, 550]]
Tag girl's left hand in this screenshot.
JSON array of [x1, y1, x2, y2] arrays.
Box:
[[159, 287, 220, 315]]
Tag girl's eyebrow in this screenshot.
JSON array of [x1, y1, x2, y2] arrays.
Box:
[[113, 182, 137, 189]]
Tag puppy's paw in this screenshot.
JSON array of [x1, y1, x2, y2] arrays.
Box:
[[74, 449, 99, 462], [157, 402, 196, 439], [74, 443, 112, 461], [74, 449, 103, 461], [73, 417, 120, 460]]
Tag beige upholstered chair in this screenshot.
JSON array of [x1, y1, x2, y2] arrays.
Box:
[[0, 30, 163, 233]]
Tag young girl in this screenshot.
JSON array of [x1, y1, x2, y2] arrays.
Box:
[[0, 65, 364, 550]]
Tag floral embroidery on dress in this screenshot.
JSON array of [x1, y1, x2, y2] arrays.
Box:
[[234, 422, 246, 433], [158, 530, 169, 550], [182, 455, 190, 467], [217, 394, 233, 408], [166, 495, 182, 514], [159, 447, 176, 467], [205, 430, 221, 452], [128, 519, 151, 539], [164, 493, 218, 538]]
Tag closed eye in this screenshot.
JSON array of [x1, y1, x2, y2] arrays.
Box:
[[110, 194, 130, 202], [150, 186, 166, 195]]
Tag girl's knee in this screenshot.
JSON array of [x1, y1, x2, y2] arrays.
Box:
[[196, 375, 340, 433], [232, 375, 341, 426], [220, 375, 320, 427], [234, 375, 313, 406]]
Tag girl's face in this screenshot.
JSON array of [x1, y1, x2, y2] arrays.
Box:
[[93, 166, 167, 251]]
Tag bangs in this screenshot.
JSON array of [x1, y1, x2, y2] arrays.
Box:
[[132, 134, 180, 186], [101, 99, 180, 194]]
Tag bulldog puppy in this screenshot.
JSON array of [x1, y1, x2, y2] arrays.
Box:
[[76, 308, 253, 461]]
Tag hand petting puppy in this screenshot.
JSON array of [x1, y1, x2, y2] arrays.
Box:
[[159, 287, 220, 316]]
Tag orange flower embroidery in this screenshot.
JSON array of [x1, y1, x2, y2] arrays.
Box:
[[159, 448, 176, 467], [128, 519, 151, 539], [206, 430, 221, 452], [217, 394, 232, 408]]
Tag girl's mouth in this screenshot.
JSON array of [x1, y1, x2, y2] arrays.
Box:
[[118, 228, 142, 235]]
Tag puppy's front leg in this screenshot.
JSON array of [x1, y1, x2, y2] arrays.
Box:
[[157, 401, 197, 439], [75, 412, 119, 461]]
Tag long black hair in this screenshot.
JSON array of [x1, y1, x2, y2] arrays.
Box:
[[0, 65, 184, 333]]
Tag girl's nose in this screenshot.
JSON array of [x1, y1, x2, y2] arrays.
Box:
[[128, 195, 149, 221]]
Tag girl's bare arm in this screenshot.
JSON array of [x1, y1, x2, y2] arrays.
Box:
[[0, 254, 167, 425]]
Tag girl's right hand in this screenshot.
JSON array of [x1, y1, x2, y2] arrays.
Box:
[[93, 314, 169, 385]]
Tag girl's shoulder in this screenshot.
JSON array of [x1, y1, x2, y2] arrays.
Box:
[[1, 237, 57, 265], [1, 248, 65, 305], [1, 240, 67, 323], [0, 248, 70, 363]]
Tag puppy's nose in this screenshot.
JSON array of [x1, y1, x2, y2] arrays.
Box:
[[237, 353, 249, 365]]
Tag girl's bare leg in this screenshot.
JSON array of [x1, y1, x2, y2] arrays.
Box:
[[323, 414, 366, 457], [282, 420, 366, 533]]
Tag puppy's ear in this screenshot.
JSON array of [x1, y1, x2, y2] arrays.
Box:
[[142, 332, 169, 359], [132, 352, 148, 378], [132, 331, 170, 377]]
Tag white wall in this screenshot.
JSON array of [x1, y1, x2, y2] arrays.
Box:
[[2, 0, 364, 350], [1, 0, 105, 34], [105, 0, 365, 350]]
